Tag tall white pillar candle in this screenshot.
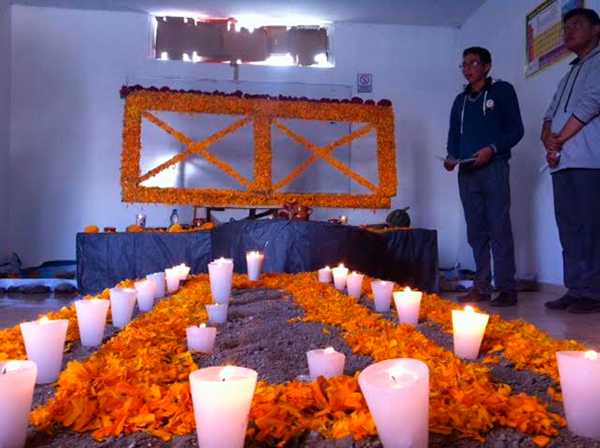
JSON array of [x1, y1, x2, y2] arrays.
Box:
[[146, 272, 166, 299], [451, 306, 489, 360], [208, 258, 234, 304], [307, 347, 346, 380], [346, 272, 364, 298], [246, 251, 265, 281], [393, 287, 423, 326], [19, 317, 69, 384], [110, 288, 137, 328], [74, 298, 110, 346], [332, 264, 349, 291], [187, 324, 217, 354], [371, 280, 394, 313], [177, 264, 191, 280], [189, 366, 258, 448], [165, 268, 181, 292], [359, 359, 429, 448], [206, 303, 229, 324], [557, 350, 600, 439], [134, 280, 157, 312], [318, 266, 332, 283], [0, 361, 37, 448]]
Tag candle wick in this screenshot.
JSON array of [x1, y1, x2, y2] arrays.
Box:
[[390, 374, 396, 382], [1, 366, 7, 375]]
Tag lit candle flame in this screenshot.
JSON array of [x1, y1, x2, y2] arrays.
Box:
[[39, 316, 50, 324], [220, 366, 236, 382], [585, 350, 598, 360], [404, 287, 412, 293], [381, 281, 387, 285], [338, 263, 345, 269], [465, 306, 475, 313], [199, 323, 206, 328], [325, 266, 330, 270], [1, 361, 22, 374], [324, 347, 335, 354], [91, 298, 102, 304]]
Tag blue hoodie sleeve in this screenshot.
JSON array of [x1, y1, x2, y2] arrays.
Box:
[[491, 82, 524, 155], [447, 95, 462, 159]]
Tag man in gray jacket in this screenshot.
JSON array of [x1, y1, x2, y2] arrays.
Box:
[[542, 8, 600, 313]]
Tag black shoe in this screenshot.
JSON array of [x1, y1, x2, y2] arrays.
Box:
[[490, 291, 517, 307], [457, 289, 491, 303], [568, 298, 600, 314], [545, 294, 579, 310]]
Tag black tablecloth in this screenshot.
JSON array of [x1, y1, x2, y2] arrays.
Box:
[[76, 232, 211, 293], [210, 220, 386, 277], [77, 222, 439, 294]]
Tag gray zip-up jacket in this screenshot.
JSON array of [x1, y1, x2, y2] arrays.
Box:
[[543, 45, 600, 172]]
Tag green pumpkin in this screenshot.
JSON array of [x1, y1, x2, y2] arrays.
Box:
[[386, 207, 411, 227]]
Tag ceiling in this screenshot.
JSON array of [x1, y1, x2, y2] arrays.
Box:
[[12, 0, 488, 28]]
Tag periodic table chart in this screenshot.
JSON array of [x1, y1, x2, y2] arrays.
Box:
[[526, 0, 585, 78]]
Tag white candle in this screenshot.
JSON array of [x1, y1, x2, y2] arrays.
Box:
[[318, 266, 332, 283], [451, 306, 489, 360], [177, 264, 191, 280], [557, 350, 600, 439], [307, 347, 346, 380], [332, 263, 349, 291], [393, 287, 423, 326], [359, 359, 429, 448], [187, 323, 217, 354], [246, 251, 264, 281], [134, 280, 157, 312], [346, 272, 364, 298], [0, 361, 37, 448], [371, 280, 394, 313], [74, 298, 110, 346], [206, 303, 229, 324], [208, 257, 234, 304], [109, 287, 137, 328], [165, 267, 181, 292], [19, 317, 69, 384], [146, 272, 166, 299], [189, 366, 258, 448]]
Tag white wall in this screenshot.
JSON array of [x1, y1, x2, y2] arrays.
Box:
[[458, 0, 600, 285], [0, 1, 10, 260], [10, 5, 463, 266]]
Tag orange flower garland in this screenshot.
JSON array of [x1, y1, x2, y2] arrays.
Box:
[[0, 272, 569, 446], [121, 89, 397, 209]]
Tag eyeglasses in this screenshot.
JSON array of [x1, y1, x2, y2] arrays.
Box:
[[459, 61, 482, 69]]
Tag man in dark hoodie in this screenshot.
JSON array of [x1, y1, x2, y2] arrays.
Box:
[[444, 47, 524, 307], [542, 8, 600, 313]]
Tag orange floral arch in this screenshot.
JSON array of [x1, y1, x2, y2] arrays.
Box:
[[121, 89, 397, 208]]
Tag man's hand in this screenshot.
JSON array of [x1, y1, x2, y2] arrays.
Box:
[[544, 134, 564, 152], [473, 146, 494, 167], [547, 151, 561, 168], [444, 157, 458, 172]]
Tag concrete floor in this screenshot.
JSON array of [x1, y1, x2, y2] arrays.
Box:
[[1, 289, 599, 349]]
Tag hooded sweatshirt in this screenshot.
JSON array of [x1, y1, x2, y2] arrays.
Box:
[[447, 78, 524, 161], [543, 44, 600, 173]]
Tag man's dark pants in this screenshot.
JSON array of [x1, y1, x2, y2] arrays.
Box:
[[552, 168, 600, 301], [458, 159, 516, 294]]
